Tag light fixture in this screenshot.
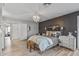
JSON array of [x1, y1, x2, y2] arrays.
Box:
[[43, 3, 52, 6], [32, 3, 51, 23], [32, 5, 41, 23], [32, 15, 40, 23]]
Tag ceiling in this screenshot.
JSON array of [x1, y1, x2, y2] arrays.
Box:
[[0, 3, 2, 16], [2, 3, 79, 22]]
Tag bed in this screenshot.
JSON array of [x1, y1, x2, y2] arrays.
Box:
[[27, 35, 58, 52]]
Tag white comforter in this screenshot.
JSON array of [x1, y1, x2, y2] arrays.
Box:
[[28, 35, 53, 52]]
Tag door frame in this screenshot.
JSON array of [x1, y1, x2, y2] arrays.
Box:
[[4, 23, 12, 49]]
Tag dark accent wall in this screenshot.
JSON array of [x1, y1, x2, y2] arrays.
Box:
[[39, 11, 79, 37]]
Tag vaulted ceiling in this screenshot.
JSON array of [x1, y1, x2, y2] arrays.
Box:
[[2, 3, 79, 22]]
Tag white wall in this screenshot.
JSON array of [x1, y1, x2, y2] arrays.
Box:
[[0, 7, 4, 50], [26, 21, 38, 38], [1, 17, 38, 39]]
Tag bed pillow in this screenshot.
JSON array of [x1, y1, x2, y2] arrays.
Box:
[[46, 31, 52, 37]]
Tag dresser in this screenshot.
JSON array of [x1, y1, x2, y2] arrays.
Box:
[[59, 36, 76, 50]]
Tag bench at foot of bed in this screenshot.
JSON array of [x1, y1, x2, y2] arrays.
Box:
[[27, 40, 38, 52]]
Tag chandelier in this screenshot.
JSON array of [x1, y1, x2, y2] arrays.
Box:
[[32, 3, 51, 23], [32, 15, 40, 23]]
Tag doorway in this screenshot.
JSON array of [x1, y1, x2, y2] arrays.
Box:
[[4, 24, 11, 49]]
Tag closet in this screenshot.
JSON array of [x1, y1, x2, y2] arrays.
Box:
[[12, 23, 27, 40]]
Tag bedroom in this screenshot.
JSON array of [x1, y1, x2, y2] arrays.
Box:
[[0, 3, 79, 56]]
